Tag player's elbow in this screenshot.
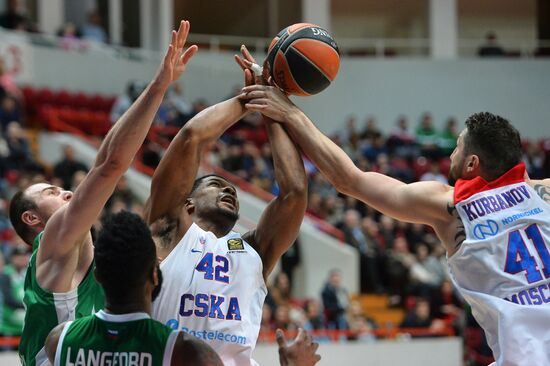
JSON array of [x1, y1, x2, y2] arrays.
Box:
[[180, 118, 209, 144]]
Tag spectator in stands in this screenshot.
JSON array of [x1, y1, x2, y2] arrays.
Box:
[[346, 300, 377, 342], [57, 23, 83, 51], [303, 299, 325, 331], [415, 113, 440, 159], [359, 116, 380, 141], [410, 243, 446, 291], [420, 162, 448, 184], [0, 0, 28, 30], [438, 117, 458, 155], [401, 298, 446, 337], [53, 145, 88, 190], [273, 304, 292, 331], [387, 116, 416, 158], [321, 269, 349, 330], [5, 121, 38, 172], [430, 279, 463, 327], [110, 80, 146, 124], [281, 238, 301, 288], [478, 31, 505, 57], [385, 236, 414, 304], [106, 175, 138, 211], [0, 57, 22, 101], [270, 272, 292, 308], [0, 95, 21, 131], [1, 245, 28, 336], [81, 10, 107, 43], [164, 82, 194, 126], [260, 303, 275, 333]]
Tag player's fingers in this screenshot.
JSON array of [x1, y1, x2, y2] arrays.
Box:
[[311, 342, 319, 352], [296, 328, 306, 343], [234, 55, 247, 71], [177, 20, 186, 49], [314, 354, 322, 363], [163, 44, 174, 64], [242, 85, 268, 93], [181, 45, 198, 64], [244, 103, 268, 112], [245, 98, 269, 106], [242, 90, 266, 99], [244, 69, 254, 86], [241, 45, 256, 63], [275, 329, 287, 348]]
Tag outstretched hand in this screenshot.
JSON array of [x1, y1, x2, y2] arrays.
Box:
[[276, 328, 321, 366], [155, 20, 198, 88], [234, 45, 271, 86], [239, 84, 299, 123]]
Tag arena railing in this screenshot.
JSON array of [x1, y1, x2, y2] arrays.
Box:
[[3, 28, 550, 59]]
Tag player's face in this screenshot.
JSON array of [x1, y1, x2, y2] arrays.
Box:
[[448, 130, 467, 186], [194, 176, 239, 220], [25, 183, 73, 223]]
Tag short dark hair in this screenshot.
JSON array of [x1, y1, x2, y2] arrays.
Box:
[[190, 174, 227, 196], [94, 211, 156, 300], [464, 112, 522, 181], [9, 190, 37, 246]]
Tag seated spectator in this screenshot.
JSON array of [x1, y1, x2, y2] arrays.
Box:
[[359, 116, 381, 141], [415, 113, 440, 159], [438, 117, 458, 155], [430, 279, 463, 330], [270, 272, 292, 308], [106, 175, 139, 211], [110, 81, 146, 124], [387, 116, 417, 158], [1, 245, 28, 337], [164, 82, 194, 126], [0, 95, 21, 131], [57, 23, 83, 51], [53, 145, 88, 190], [478, 31, 505, 57], [260, 303, 275, 333], [420, 162, 448, 184], [0, 0, 28, 30], [400, 298, 445, 336], [321, 269, 349, 330], [0, 57, 22, 101], [6, 121, 40, 172], [303, 299, 325, 331], [81, 10, 107, 43], [346, 300, 377, 342]]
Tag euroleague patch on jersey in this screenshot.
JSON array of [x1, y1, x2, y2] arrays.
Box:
[[227, 238, 245, 251]]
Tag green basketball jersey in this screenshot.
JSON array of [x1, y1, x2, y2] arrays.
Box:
[[56, 311, 178, 366], [19, 233, 105, 366]]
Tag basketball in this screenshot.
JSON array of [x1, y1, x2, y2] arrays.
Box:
[[266, 23, 340, 96]]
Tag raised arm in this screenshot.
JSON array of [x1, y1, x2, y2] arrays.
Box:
[[242, 118, 307, 278], [241, 85, 452, 227], [38, 21, 197, 291], [143, 97, 248, 226], [144, 45, 257, 225]]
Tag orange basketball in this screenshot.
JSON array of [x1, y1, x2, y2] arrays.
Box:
[[266, 23, 340, 96]]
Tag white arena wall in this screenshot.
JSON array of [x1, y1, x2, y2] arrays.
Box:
[[2, 29, 550, 138], [0, 337, 462, 366]]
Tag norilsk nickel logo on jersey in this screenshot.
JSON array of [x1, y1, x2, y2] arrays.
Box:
[[227, 238, 245, 251]]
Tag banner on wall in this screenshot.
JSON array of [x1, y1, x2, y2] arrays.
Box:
[[0, 31, 33, 83]]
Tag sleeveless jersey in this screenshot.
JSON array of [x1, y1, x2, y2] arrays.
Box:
[[448, 163, 550, 365], [152, 223, 267, 366], [55, 311, 178, 366], [19, 233, 105, 366]]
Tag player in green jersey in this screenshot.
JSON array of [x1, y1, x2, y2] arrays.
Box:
[[45, 211, 320, 366], [8, 20, 198, 366]]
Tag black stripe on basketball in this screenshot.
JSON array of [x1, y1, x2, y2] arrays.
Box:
[[284, 47, 331, 95], [279, 27, 339, 55]]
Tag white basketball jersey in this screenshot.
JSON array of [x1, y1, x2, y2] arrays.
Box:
[[152, 222, 267, 366], [448, 164, 550, 365]]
